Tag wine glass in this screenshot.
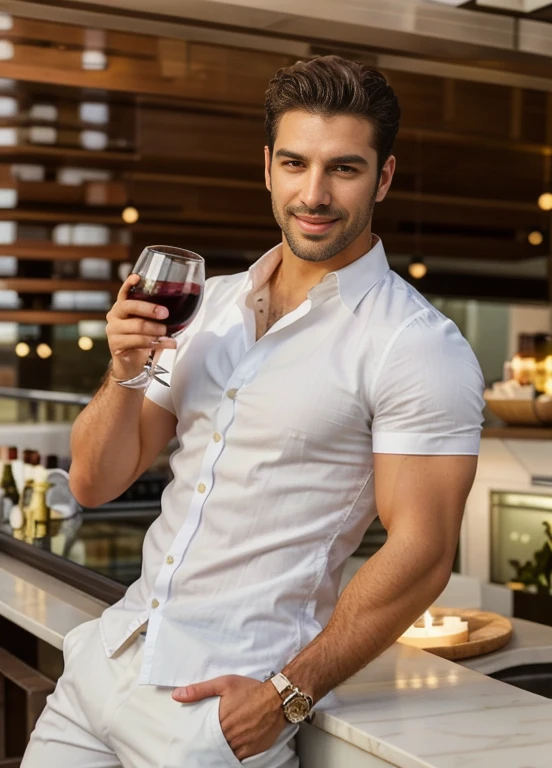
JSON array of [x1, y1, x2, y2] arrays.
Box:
[[117, 245, 205, 389]]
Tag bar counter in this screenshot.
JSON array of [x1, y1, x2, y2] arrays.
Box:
[[2, 532, 552, 767]]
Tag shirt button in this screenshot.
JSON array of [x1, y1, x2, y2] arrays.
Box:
[[151, 598, 160, 609], [197, 482, 206, 493], [213, 432, 222, 443], [166, 555, 174, 565], [226, 388, 238, 400]]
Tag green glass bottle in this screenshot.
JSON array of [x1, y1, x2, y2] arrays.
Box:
[[1, 446, 20, 523]]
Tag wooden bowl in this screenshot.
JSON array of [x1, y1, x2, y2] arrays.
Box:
[[484, 395, 552, 426]]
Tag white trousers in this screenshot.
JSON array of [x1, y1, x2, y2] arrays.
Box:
[[22, 619, 299, 768]]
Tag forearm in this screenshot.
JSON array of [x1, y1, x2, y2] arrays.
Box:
[[282, 532, 451, 703], [69, 371, 145, 506]]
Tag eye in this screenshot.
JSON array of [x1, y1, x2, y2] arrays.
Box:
[[335, 165, 357, 174], [284, 160, 304, 169]]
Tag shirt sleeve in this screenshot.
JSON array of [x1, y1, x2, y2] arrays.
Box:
[[371, 309, 485, 456], [145, 346, 177, 415]]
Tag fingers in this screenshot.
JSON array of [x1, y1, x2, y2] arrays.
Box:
[[116, 273, 141, 303], [172, 675, 236, 703], [109, 317, 168, 337], [111, 335, 176, 355], [109, 299, 168, 322]]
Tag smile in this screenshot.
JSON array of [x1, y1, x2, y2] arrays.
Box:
[[294, 216, 339, 235]]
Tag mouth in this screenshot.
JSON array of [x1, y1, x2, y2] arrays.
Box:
[[293, 215, 340, 235]]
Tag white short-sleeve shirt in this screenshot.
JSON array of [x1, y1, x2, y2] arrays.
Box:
[[100, 238, 484, 694]]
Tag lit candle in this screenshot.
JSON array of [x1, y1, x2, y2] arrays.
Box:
[[398, 610, 469, 648]]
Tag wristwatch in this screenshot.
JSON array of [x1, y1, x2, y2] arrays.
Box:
[[269, 672, 314, 724]]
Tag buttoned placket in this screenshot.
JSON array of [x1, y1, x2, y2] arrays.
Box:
[[138, 289, 318, 683]]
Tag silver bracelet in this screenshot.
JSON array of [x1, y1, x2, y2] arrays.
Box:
[[107, 361, 151, 390]]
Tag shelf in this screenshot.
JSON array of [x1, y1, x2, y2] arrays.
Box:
[[482, 426, 552, 440], [17, 181, 128, 207], [0, 311, 107, 324], [0, 386, 91, 406], [0, 242, 129, 261], [0, 279, 120, 293], [0, 210, 125, 225], [0, 145, 138, 168], [0, 208, 275, 228]]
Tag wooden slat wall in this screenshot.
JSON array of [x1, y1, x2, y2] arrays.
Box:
[[0, 11, 549, 315], [2, 17, 295, 106]]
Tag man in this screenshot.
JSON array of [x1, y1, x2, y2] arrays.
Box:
[[23, 56, 484, 768]]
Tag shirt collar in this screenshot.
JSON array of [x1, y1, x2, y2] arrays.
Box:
[[246, 237, 389, 313]]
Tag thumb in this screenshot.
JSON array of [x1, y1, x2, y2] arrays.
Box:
[[172, 675, 234, 703]]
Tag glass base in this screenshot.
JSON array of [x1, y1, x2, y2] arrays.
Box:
[[116, 361, 170, 390]]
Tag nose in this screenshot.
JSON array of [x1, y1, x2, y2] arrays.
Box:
[[300, 167, 331, 211]]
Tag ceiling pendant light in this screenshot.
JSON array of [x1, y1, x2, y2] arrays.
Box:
[[538, 193, 552, 212], [36, 343, 53, 359], [15, 341, 30, 357], [528, 230, 544, 246], [538, 154, 552, 211], [409, 137, 427, 281], [408, 257, 428, 280], [121, 204, 139, 224]]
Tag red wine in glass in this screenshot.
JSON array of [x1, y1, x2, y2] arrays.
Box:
[[129, 280, 202, 336], [117, 245, 205, 390]]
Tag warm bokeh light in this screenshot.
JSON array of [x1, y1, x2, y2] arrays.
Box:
[[121, 205, 139, 224], [15, 342, 30, 358], [78, 336, 94, 351], [408, 260, 428, 280], [36, 343, 53, 359], [538, 193, 552, 211], [528, 230, 544, 246]]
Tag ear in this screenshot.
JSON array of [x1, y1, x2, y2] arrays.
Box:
[[264, 146, 272, 192], [375, 155, 396, 203]]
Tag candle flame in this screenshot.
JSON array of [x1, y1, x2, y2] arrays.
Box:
[[423, 610, 433, 631]]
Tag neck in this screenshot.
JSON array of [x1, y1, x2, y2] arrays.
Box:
[[274, 227, 375, 300]]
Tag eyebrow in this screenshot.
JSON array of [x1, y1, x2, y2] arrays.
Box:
[[274, 149, 369, 166]]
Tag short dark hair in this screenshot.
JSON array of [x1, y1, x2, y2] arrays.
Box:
[[265, 55, 401, 175]]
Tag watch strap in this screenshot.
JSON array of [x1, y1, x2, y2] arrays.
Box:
[[270, 672, 294, 696]]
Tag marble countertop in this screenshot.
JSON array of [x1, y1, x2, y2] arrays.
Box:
[[2, 553, 552, 767], [0, 552, 106, 649], [460, 616, 552, 675], [319, 638, 552, 768]]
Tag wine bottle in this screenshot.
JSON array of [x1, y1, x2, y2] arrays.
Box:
[[45, 455, 58, 470], [1, 447, 20, 523], [21, 450, 40, 537], [27, 481, 50, 540], [16, 449, 33, 533]]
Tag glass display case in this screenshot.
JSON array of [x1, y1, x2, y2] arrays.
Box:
[[0, 386, 170, 602], [491, 490, 552, 586], [1, 505, 158, 591]]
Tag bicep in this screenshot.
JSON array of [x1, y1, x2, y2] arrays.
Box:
[[131, 397, 177, 483], [373, 453, 478, 565]]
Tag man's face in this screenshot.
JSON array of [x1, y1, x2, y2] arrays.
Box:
[[265, 110, 394, 263]]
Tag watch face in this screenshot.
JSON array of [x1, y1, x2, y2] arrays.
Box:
[[284, 695, 311, 724]]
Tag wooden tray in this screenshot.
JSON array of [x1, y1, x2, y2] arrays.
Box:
[[400, 608, 513, 661]]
